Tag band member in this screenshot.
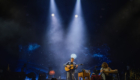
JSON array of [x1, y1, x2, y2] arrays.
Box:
[[100, 62, 117, 80], [64, 58, 78, 80]]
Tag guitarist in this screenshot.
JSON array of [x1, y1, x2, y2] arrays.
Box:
[[64, 57, 78, 80]]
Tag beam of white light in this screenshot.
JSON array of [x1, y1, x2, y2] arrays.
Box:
[[66, 0, 87, 56], [74, 0, 81, 16], [47, 0, 64, 53], [46, 0, 66, 68], [50, 0, 56, 14]]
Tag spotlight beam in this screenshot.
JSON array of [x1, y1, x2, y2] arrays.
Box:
[[46, 0, 65, 73], [66, 0, 87, 57]]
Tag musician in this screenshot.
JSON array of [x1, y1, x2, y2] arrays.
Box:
[[64, 58, 78, 80], [100, 62, 117, 80]]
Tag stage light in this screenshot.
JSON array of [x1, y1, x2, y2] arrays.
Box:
[[75, 15, 78, 18], [51, 14, 55, 16], [66, 0, 87, 62], [71, 54, 77, 59], [49, 70, 55, 75]]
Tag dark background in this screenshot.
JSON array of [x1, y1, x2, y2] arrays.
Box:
[[0, 0, 140, 77]]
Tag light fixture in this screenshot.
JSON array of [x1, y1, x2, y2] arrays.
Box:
[[75, 15, 78, 18], [51, 13, 55, 16]]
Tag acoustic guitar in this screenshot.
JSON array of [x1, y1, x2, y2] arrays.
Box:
[[65, 64, 83, 71]]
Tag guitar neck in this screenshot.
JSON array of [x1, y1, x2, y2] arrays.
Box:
[[69, 64, 82, 65], [66, 64, 83, 66]]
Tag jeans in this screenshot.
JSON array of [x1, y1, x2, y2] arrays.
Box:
[[67, 71, 76, 80]]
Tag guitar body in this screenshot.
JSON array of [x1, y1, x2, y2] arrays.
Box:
[[65, 64, 74, 71], [65, 64, 83, 71]]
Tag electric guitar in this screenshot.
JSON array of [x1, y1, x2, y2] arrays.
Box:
[[65, 64, 83, 71]]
